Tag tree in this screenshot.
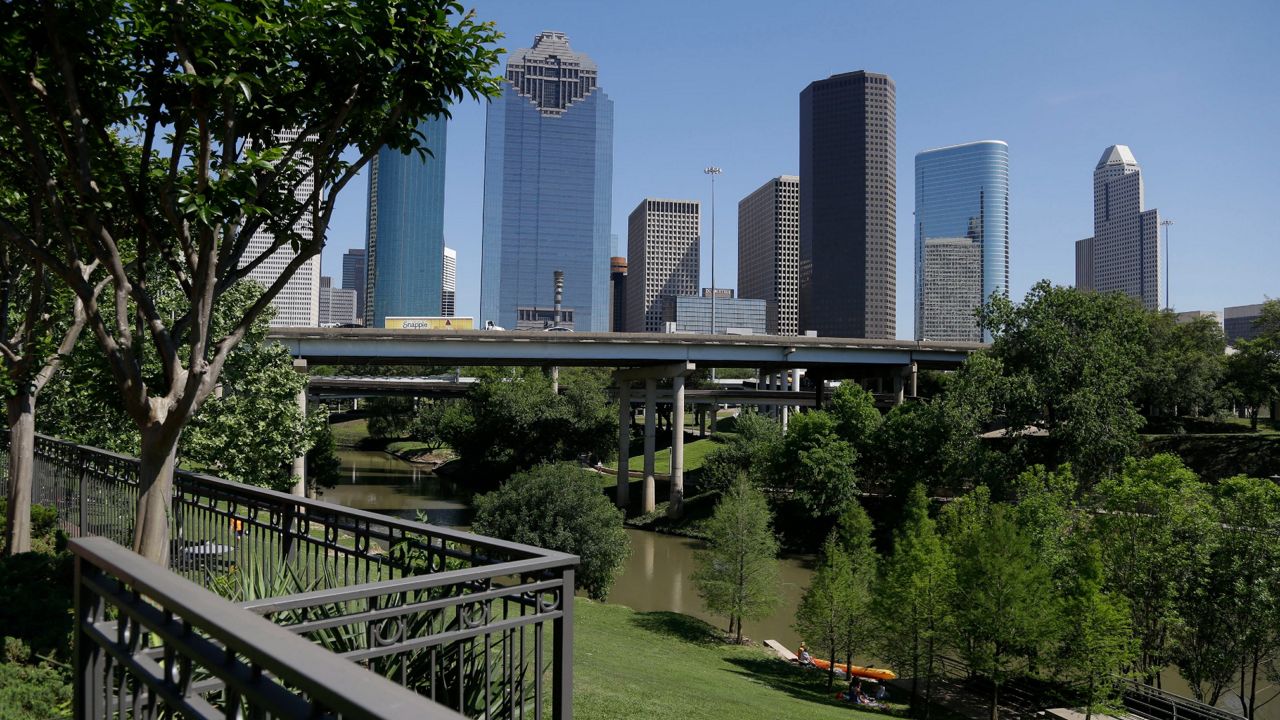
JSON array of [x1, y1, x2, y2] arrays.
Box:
[[0, 0, 502, 563], [1092, 454, 1213, 685], [365, 396, 415, 439], [833, 501, 879, 683], [1225, 338, 1280, 430], [1138, 312, 1226, 419], [699, 411, 782, 493], [471, 462, 628, 601], [409, 400, 451, 453], [978, 282, 1150, 479], [828, 382, 882, 453], [692, 477, 781, 643], [795, 534, 856, 690], [874, 485, 954, 719], [775, 411, 858, 517], [1057, 541, 1135, 720], [949, 505, 1058, 720]]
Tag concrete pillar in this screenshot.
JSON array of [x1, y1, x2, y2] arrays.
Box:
[[710, 404, 718, 434], [292, 359, 308, 497], [550, 365, 560, 394], [814, 375, 826, 409], [643, 378, 657, 514], [893, 370, 905, 406], [910, 361, 919, 398], [668, 375, 685, 518], [616, 382, 632, 510]]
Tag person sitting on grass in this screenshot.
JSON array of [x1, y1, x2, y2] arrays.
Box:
[[797, 642, 812, 666]]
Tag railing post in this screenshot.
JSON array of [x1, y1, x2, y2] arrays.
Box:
[[74, 553, 104, 719], [77, 446, 87, 538], [553, 567, 574, 720]]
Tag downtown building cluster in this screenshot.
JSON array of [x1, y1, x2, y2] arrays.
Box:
[[247, 31, 1219, 338]]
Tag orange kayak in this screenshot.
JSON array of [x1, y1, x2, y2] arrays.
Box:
[[810, 658, 897, 681]]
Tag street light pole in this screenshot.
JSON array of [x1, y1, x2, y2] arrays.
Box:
[[704, 166, 722, 335], [1161, 219, 1174, 311]]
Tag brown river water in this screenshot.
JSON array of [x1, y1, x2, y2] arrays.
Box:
[[323, 449, 1274, 719]]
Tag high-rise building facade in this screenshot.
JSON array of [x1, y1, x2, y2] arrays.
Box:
[[738, 175, 799, 335], [920, 238, 983, 342], [799, 71, 896, 339], [1225, 303, 1265, 345], [914, 140, 1009, 341], [1074, 145, 1161, 310], [441, 246, 457, 317], [626, 199, 700, 333], [318, 277, 358, 326], [480, 31, 613, 332], [341, 248, 366, 322], [243, 129, 319, 327], [664, 296, 768, 335], [609, 256, 627, 332], [364, 116, 448, 327]]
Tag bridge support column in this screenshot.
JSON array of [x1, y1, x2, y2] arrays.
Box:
[[616, 382, 632, 510], [643, 378, 657, 514], [710, 404, 718, 434], [668, 375, 686, 518], [893, 370, 905, 406], [813, 374, 827, 410], [292, 359, 308, 498]]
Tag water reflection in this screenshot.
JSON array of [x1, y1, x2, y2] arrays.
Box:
[[319, 450, 475, 527]]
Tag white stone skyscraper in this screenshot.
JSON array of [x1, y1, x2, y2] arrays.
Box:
[[441, 246, 457, 317], [1075, 145, 1161, 309], [626, 199, 700, 333], [738, 176, 799, 336], [242, 129, 320, 326], [920, 238, 982, 342]]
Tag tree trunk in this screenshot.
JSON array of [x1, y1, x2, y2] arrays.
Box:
[[4, 392, 36, 555], [924, 635, 935, 720], [132, 426, 179, 565], [991, 682, 1000, 720], [826, 639, 836, 690], [1251, 409, 1259, 431], [1085, 675, 1095, 720], [1248, 649, 1259, 720]]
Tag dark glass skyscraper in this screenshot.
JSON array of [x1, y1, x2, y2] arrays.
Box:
[[341, 248, 366, 322], [364, 116, 447, 327], [480, 31, 613, 332], [799, 71, 896, 339], [914, 140, 1009, 341]]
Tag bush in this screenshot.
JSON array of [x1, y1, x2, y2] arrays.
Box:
[[0, 550, 75, 664], [472, 462, 629, 600], [0, 661, 71, 720]]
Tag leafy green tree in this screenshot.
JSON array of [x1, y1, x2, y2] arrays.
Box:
[[978, 282, 1150, 479], [828, 383, 882, 453], [870, 400, 990, 508], [472, 462, 628, 601], [1138, 312, 1226, 419], [1007, 464, 1080, 579], [1057, 541, 1135, 720], [305, 419, 343, 492], [365, 396, 415, 439], [0, 0, 502, 563], [795, 534, 856, 690], [1093, 454, 1213, 684], [692, 478, 781, 643], [409, 400, 451, 452], [775, 411, 858, 517], [874, 485, 954, 719], [833, 501, 879, 681], [1225, 338, 1279, 430], [949, 505, 1058, 720], [699, 411, 782, 493]]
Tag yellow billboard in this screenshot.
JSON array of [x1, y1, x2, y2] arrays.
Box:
[[384, 316, 475, 330]]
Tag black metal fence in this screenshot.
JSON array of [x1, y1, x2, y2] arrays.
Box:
[[8, 434, 579, 719]]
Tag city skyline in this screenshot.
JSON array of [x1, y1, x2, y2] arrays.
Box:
[[321, 1, 1280, 336]]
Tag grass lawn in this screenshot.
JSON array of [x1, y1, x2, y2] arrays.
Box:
[[574, 598, 896, 720], [621, 436, 721, 473], [330, 418, 369, 448]]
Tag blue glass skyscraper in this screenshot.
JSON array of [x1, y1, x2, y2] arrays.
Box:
[[364, 115, 447, 327], [480, 31, 613, 331], [914, 140, 1009, 341]]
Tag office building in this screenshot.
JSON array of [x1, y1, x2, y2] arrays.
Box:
[[341, 248, 366, 321], [442, 246, 457, 317], [626, 199, 700, 333], [663, 296, 768, 335], [914, 140, 1009, 341], [1225, 303, 1266, 344], [702, 288, 734, 299], [1074, 145, 1161, 310], [480, 31, 613, 332], [1176, 310, 1220, 326], [610, 257, 627, 332], [242, 129, 319, 327], [318, 277, 358, 326], [799, 71, 896, 339], [739, 175, 799, 335], [364, 116, 448, 327], [919, 238, 983, 342]]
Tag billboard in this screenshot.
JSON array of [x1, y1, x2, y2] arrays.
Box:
[[384, 316, 475, 330]]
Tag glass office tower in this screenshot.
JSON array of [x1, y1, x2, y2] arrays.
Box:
[[480, 31, 613, 332], [364, 116, 447, 328], [913, 140, 1009, 341]]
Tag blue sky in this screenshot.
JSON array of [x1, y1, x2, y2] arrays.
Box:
[[322, 0, 1280, 335]]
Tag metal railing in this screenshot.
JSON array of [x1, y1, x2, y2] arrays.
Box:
[[7, 434, 579, 719], [72, 536, 466, 719], [1122, 678, 1247, 720]]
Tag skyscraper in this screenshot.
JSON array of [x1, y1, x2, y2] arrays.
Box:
[[1075, 145, 1161, 310], [441, 246, 457, 317], [738, 175, 799, 336], [341, 248, 366, 322], [799, 71, 896, 339], [318, 277, 358, 326], [243, 129, 319, 327], [626, 199, 700, 333], [480, 31, 614, 332], [364, 116, 447, 327], [920, 238, 982, 342], [609, 256, 627, 332], [914, 140, 1010, 341]]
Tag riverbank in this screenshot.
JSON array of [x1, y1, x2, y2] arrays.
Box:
[[574, 598, 898, 720], [330, 418, 457, 466]]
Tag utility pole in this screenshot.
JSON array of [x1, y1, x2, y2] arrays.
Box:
[[704, 166, 722, 334], [1160, 219, 1174, 311]]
